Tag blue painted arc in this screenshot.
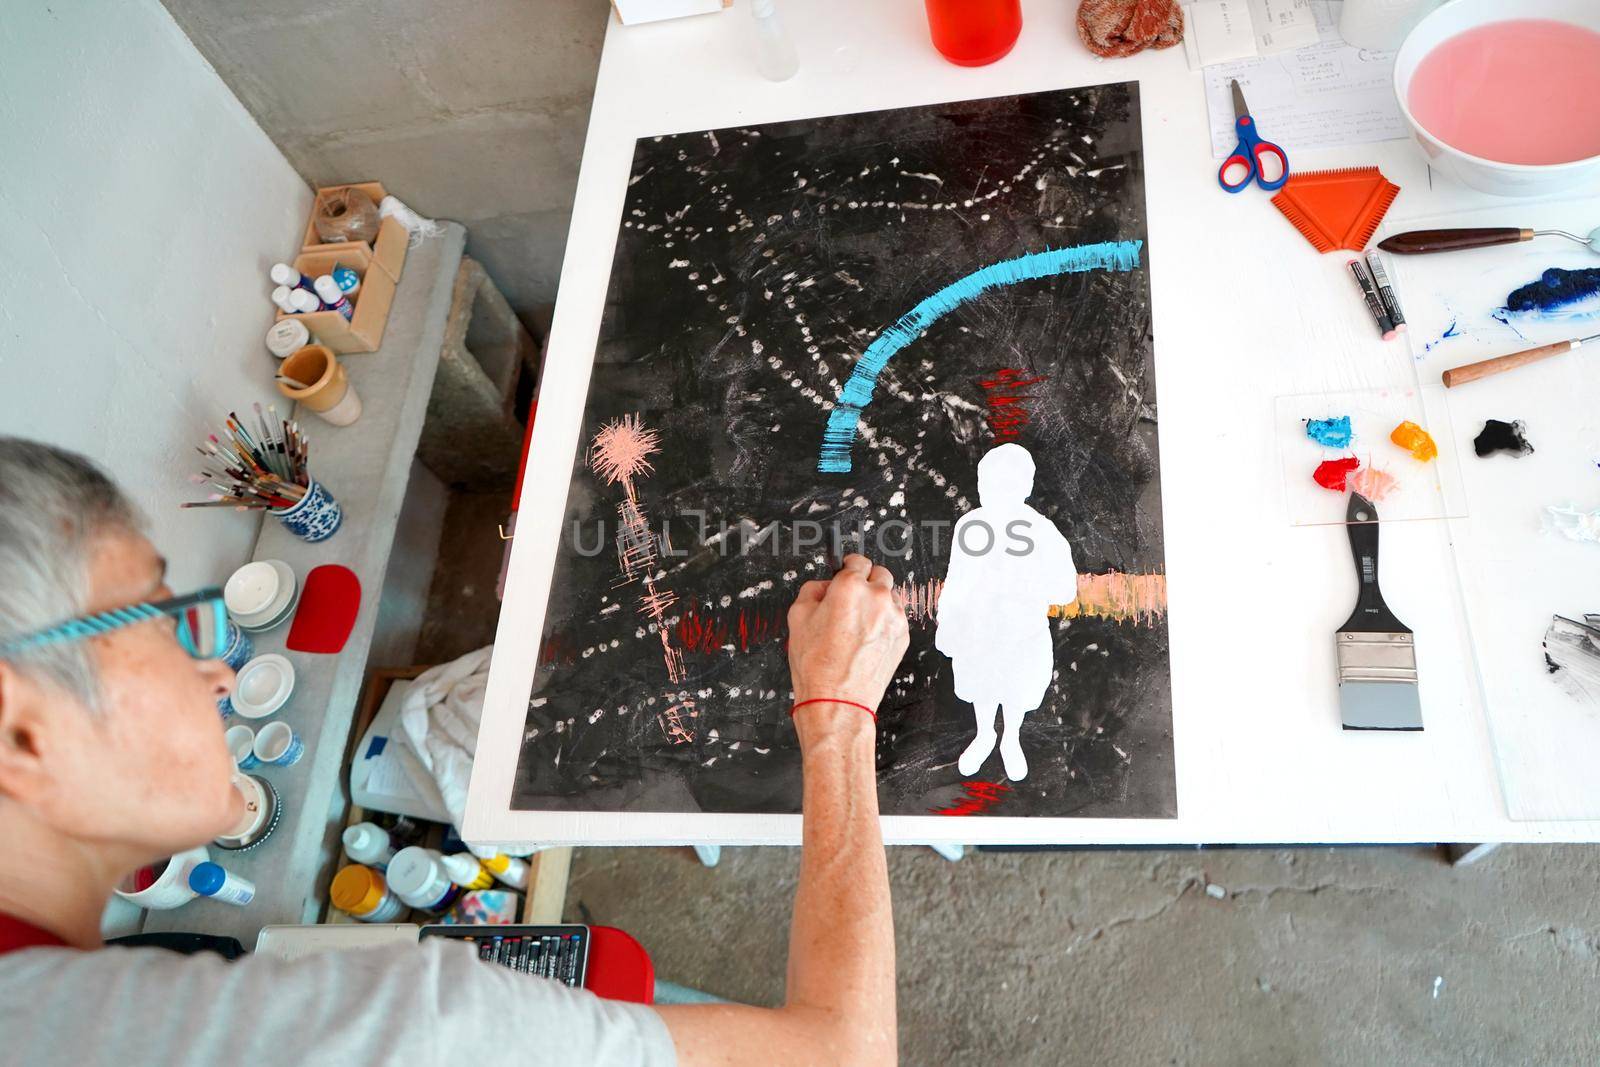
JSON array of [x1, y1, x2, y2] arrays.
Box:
[[816, 240, 1145, 473]]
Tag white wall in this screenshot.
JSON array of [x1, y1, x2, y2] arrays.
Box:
[[0, 0, 313, 592]]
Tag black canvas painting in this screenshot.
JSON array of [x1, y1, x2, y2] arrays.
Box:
[[514, 83, 1176, 819]]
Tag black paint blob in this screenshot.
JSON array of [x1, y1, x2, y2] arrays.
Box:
[[1473, 419, 1534, 458]]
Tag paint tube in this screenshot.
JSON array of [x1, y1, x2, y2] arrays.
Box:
[[188, 861, 256, 906], [482, 852, 531, 889], [314, 275, 354, 320], [439, 853, 496, 890], [271, 285, 298, 315]]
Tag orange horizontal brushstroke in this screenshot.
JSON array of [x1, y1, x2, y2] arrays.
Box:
[[1050, 571, 1167, 625], [897, 570, 1168, 627]]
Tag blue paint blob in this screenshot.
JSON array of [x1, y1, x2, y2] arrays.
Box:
[[1305, 415, 1353, 449], [1505, 267, 1600, 314], [817, 240, 1143, 473]]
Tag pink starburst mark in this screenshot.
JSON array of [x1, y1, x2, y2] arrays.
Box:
[[590, 414, 661, 486]]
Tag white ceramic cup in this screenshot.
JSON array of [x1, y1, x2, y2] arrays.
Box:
[[1394, 0, 1600, 197], [253, 721, 305, 767], [224, 724, 260, 770]]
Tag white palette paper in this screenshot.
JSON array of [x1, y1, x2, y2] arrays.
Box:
[[1384, 202, 1600, 820]]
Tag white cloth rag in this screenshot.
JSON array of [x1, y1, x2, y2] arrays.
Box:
[[397, 645, 534, 858]]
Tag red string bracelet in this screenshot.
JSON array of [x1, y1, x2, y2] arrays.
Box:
[[789, 698, 877, 722]]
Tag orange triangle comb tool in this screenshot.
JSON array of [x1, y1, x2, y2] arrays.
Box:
[[1271, 167, 1401, 253]]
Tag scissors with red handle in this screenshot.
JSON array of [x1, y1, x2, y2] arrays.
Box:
[[1218, 79, 1289, 193]]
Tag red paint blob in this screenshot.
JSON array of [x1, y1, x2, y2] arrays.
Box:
[[1312, 457, 1361, 492], [929, 781, 1012, 816]]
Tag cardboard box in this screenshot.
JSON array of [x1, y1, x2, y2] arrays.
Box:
[[276, 243, 395, 354], [302, 181, 407, 284]]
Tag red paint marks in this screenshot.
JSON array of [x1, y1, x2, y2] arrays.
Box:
[[1312, 456, 1361, 492], [928, 780, 1012, 816], [677, 599, 786, 656], [979, 368, 1046, 442], [538, 632, 579, 667]]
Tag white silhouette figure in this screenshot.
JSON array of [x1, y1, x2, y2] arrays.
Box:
[[935, 444, 1077, 781]]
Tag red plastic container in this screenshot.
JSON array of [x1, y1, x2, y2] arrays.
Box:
[[924, 0, 1023, 66]]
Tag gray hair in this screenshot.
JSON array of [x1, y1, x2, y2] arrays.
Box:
[[0, 438, 142, 708]]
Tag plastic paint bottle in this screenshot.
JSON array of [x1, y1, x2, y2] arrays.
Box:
[[270, 262, 318, 294], [313, 275, 354, 321], [482, 853, 531, 890], [188, 862, 256, 906], [386, 847, 463, 914], [330, 864, 407, 922], [332, 264, 361, 297], [288, 288, 324, 314], [749, 0, 799, 81], [271, 285, 298, 315], [439, 853, 496, 891], [342, 822, 397, 869]]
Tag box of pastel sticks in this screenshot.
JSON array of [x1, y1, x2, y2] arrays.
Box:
[[420, 924, 590, 988]]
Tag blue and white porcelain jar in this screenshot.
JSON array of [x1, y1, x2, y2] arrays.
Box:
[[271, 479, 343, 543]]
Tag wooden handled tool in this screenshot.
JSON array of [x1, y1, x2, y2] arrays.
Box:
[[1379, 226, 1600, 255], [1379, 228, 1531, 254], [1441, 333, 1598, 388]]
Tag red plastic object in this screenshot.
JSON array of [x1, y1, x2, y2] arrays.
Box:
[[285, 564, 361, 654], [923, 0, 1022, 66], [585, 925, 655, 1004]]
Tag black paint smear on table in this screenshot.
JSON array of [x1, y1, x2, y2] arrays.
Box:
[[513, 84, 1175, 819]]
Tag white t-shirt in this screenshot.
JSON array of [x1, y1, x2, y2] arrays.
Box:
[[0, 937, 678, 1066]]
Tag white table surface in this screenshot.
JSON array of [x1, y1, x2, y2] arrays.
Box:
[[465, 0, 1600, 846]]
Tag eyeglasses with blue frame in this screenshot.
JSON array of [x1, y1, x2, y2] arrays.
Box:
[[0, 587, 229, 662]]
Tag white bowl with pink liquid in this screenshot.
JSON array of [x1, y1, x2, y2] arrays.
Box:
[[1394, 0, 1600, 197]]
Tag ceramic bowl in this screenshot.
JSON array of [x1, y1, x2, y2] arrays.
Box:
[[226, 559, 298, 632], [1394, 0, 1600, 197], [229, 653, 295, 719]]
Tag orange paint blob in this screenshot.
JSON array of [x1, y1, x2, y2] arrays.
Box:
[[1389, 420, 1437, 462]]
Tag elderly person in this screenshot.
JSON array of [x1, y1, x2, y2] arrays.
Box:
[[0, 437, 906, 1066]]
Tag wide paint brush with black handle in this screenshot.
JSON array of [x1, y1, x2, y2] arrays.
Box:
[[1336, 493, 1421, 731]]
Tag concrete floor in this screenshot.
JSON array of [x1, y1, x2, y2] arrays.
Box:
[[564, 843, 1600, 1065]]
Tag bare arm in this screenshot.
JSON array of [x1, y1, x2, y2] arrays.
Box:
[[659, 554, 906, 1067]]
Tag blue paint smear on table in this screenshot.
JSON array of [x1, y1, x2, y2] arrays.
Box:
[[1506, 267, 1600, 315], [1422, 319, 1459, 353], [1305, 415, 1353, 449]]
